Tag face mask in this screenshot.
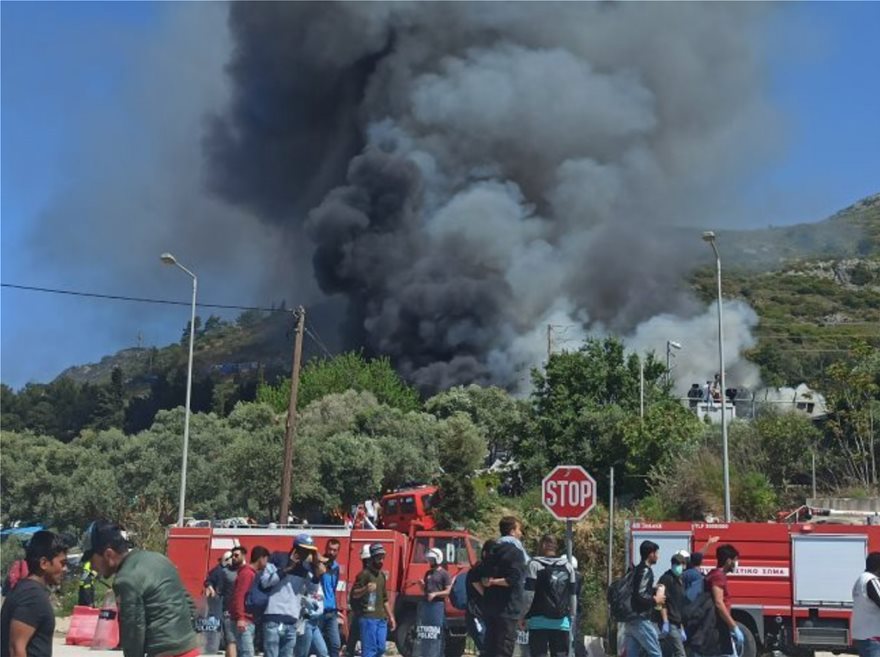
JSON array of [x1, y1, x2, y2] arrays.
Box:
[[732, 560, 739, 572], [672, 564, 683, 577]]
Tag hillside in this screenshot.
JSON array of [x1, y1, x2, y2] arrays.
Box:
[[718, 192, 880, 268], [56, 309, 296, 392]]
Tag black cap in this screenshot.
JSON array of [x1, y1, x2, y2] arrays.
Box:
[[82, 520, 128, 561]]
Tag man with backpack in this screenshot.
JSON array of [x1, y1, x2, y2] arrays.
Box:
[[702, 545, 743, 657], [525, 535, 576, 657], [230, 545, 270, 657], [624, 540, 666, 657]]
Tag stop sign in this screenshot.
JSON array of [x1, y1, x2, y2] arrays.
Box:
[[542, 465, 597, 521]]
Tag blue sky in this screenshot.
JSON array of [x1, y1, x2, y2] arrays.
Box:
[[1, 1, 879, 389]]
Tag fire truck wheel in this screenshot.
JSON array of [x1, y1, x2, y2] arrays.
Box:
[[736, 621, 757, 657], [394, 614, 416, 657], [445, 635, 466, 657]]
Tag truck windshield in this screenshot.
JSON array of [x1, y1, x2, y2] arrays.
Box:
[[413, 536, 470, 565]]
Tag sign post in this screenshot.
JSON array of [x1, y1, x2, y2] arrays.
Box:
[[542, 466, 598, 657]]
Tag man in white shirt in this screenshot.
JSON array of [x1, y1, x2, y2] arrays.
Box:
[[852, 552, 880, 657]]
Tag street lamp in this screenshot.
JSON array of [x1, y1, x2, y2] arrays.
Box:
[[702, 231, 731, 522], [666, 340, 682, 388], [160, 252, 197, 527]]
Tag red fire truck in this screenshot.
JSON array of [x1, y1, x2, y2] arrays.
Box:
[[167, 524, 481, 657], [627, 520, 880, 657]]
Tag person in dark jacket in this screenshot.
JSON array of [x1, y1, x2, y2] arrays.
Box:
[[625, 540, 666, 657], [83, 519, 199, 657], [475, 516, 528, 657], [466, 539, 496, 657], [656, 552, 688, 657]]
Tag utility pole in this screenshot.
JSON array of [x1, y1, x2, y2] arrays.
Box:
[[547, 324, 553, 361], [279, 306, 305, 525]]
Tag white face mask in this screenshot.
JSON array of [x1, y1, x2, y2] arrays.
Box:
[[732, 560, 740, 572]]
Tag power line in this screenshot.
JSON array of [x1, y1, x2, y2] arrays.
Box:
[[1, 282, 288, 314], [304, 323, 333, 359]]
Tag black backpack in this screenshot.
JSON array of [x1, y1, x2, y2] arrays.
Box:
[[607, 569, 634, 622], [682, 590, 719, 652], [530, 560, 573, 619]]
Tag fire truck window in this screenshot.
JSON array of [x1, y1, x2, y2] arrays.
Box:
[[385, 498, 399, 516], [418, 537, 469, 564], [422, 493, 434, 511], [401, 496, 416, 514], [413, 538, 430, 562], [470, 538, 482, 561]]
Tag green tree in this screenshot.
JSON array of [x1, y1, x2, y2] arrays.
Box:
[[425, 385, 528, 462], [520, 337, 684, 495], [257, 352, 420, 413], [822, 344, 880, 488], [434, 413, 487, 528], [91, 367, 126, 430]]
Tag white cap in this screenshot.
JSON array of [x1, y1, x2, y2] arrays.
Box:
[[674, 549, 691, 561], [427, 548, 444, 565], [360, 544, 372, 560], [221, 551, 233, 564]]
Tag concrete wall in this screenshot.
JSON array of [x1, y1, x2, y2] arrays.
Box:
[[808, 498, 880, 512]]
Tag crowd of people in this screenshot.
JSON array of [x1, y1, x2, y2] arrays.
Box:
[[3, 520, 880, 657]]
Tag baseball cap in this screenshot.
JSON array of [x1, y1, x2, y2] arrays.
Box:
[[369, 543, 387, 558], [221, 551, 233, 564], [293, 533, 319, 552], [360, 545, 372, 560], [82, 520, 129, 561], [672, 550, 690, 565]]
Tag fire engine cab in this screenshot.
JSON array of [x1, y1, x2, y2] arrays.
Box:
[[167, 524, 481, 657], [627, 520, 880, 657]]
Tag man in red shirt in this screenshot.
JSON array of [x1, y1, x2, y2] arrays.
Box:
[[704, 544, 742, 657], [230, 546, 270, 657]]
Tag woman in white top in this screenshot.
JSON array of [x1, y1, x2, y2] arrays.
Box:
[[852, 552, 880, 657]]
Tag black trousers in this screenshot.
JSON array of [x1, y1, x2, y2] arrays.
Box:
[[484, 616, 518, 657], [529, 629, 569, 657]]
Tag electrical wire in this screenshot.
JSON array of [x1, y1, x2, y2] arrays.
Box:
[[1, 282, 289, 313]]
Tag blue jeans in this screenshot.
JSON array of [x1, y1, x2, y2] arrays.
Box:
[[625, 619, 662, 657], [236, 622, 256, 657], [297, 621, 330, 657], [858, 640, 880, 657], [359, 618, 388, 657], [264, 621, 298, 657], [318, 611, 341, 657]]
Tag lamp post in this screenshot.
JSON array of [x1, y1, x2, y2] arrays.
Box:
[[666, 340, 681, 388], [702, 231, 731, 522], [160, 252, 197, 528]]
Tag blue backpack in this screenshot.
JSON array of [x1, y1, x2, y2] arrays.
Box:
[[245, 573, 271, 616], [450, 569, 470, 611]]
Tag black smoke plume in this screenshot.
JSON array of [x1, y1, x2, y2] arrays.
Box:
[[206, 2, 776, 392]]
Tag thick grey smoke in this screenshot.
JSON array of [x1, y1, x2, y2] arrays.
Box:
[[205, 2, 778, 392]]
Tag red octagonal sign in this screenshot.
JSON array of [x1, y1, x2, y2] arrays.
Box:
[[542, 465, 597, 521]]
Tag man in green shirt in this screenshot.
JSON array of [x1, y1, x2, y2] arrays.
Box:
[[83, 520, 199, 657], [351, 544, 396, 657]]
